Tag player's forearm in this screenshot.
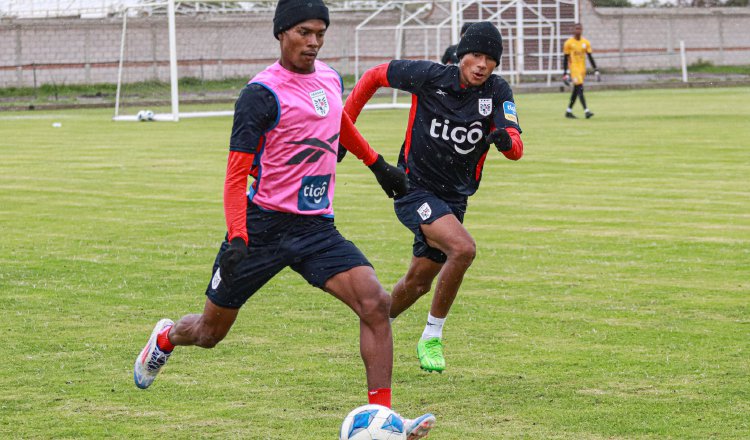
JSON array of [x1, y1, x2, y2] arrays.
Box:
[[502, 127, 523, 161], [223, 150, 254, 244], [344, 63, 390, 123], [587, 53, 598, 70], [339, 111, 379, 166], [562, 55, 569, 74]]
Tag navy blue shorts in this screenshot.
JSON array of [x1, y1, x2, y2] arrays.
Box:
[[394, 189, 467, 263], [206, 203, 372, 309]]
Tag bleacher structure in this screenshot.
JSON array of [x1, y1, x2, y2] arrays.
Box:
[[353, 0, 578, 108], [354, 0, 578, 76]]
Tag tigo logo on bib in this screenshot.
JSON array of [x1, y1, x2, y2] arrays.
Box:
[[298, 174, 331, 211]]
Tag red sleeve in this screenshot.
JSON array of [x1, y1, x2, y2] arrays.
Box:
[[224, 150, 254, 245], [502, 127, 523, 161], [339, 111, 379, 166], [343, 63, 390, 123]]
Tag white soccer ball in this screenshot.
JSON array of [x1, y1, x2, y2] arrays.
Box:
[[340, 404, 405, 440], [136, 109, 154, 121]]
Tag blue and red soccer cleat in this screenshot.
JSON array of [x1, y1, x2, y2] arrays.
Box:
[[403, 413, 436, 439], [134, 318, 174, 389]]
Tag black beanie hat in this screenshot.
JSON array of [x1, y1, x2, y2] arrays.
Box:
[[460, 22, 472, 36], [456, 22, 503, 64], [273, 0, 330, 40]]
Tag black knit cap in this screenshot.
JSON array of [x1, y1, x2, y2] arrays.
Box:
[[273, 0, 330, 40], [456, 22, 503, 64]]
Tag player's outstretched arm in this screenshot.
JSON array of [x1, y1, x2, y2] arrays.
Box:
[[221, 151, 254, 278], [487, 127, 523, 161], [224, 151, 254, 245], [367, 154, 408, 199], [337, 63, 390, 162], [587, 53, 600, 81], [339, 111, 408, 198], [339, 63, 407, 198], [224, 82, 275, 246], [339, 111, 378, 165], [343, 63, 390, 123]]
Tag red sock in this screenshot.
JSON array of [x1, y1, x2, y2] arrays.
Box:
[[368, 388, 392, 409], [156, 325, 175, 352]]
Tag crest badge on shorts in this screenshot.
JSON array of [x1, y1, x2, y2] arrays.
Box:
[[417, 202, 432, 221], [211, 269, 222, 290], [478, 98, 492, 116], [310, 89, 329, 117]]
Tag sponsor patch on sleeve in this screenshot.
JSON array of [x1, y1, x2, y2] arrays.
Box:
[[503, 101, 518, 124]]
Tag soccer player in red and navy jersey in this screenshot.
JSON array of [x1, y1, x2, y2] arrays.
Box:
[[344, 22, 524, 373], [133, 1, 435, 436]]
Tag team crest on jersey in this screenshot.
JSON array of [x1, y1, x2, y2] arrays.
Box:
[[478, 99, 492, 116], [309, 89, 329, 117]]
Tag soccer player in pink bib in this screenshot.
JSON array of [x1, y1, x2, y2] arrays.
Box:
[[133, 1, 435, 437]]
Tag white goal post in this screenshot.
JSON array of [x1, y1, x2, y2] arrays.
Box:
[[113, 0, 246, 122], [113, 0, 396, 122]]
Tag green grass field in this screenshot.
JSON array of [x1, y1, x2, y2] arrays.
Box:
[[1, 87, 749, 439]]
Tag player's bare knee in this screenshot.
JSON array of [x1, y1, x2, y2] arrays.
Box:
[[357, 289, 391, 325], [449, 239, 476, 267], [405, 274, 433, 297]]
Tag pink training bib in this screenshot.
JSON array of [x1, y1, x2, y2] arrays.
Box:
[[248, 60, 343, 216]]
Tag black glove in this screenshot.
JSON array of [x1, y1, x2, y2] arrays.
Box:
[[487, 129, 512, 152], [219, 237, 248, 281], [368, 154, 408, 199], [594, 70, 601, 82], [562, 73, 571, 86]]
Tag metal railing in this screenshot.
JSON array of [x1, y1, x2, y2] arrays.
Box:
[[0, 0, 128, 18], [0, 0, 395, 18]]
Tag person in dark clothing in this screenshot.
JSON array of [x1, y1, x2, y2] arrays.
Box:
[[440, 22, 473, 65], [345, 22, 524, 373]]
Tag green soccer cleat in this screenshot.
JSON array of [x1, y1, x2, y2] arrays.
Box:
[[417, 337, 445, 373]]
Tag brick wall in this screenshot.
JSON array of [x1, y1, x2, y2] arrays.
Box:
[[581, 2, 750, 70], [1, 2, 748, 88], [0, 12, 386, 88]]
